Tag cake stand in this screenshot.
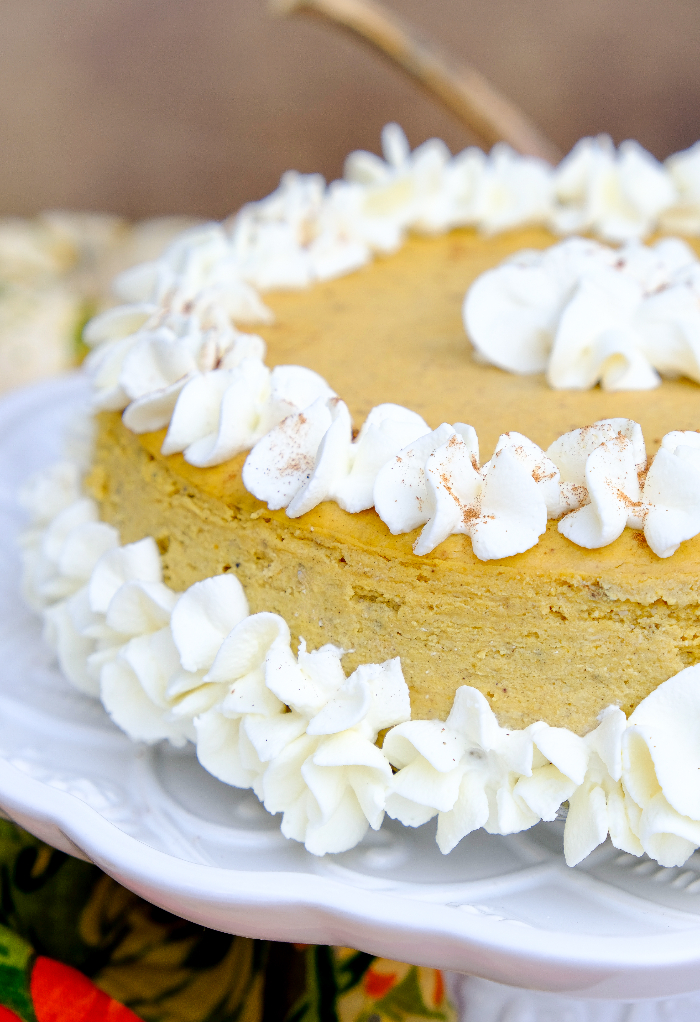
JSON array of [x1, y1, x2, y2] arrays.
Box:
[[4, 376, 700, 1020]]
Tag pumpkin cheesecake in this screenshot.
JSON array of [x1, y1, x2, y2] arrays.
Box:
[[87, 226, 700, 735]]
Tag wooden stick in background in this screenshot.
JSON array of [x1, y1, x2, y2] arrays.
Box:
[[270, 0, 562, 164]]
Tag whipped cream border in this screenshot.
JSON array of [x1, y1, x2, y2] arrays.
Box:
[[246, 406, 700, 562], [78, 126, 700, 563], [83, 126, 700, 446], [18, 453, 700, 870]]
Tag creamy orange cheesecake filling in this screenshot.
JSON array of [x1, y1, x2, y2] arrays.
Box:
[[87, 227, 700, 735]]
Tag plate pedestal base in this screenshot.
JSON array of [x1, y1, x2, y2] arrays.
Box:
[[449, 975, 700, 1021]]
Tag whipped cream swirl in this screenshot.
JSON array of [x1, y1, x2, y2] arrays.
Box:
[[84, 282, 334, 467], [243, 398, 429, 516], [373, 425, 560, 559], [552, 136, 676, 243], [465, 235, 700, 391], [547, 421, 700, 556]]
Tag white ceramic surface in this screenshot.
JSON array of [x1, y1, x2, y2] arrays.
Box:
[[449, 975, 700, 1021], [5, 378, 700, 1010]]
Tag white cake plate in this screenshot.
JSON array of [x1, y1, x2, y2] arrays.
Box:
[[5, 377, 700, 1019]]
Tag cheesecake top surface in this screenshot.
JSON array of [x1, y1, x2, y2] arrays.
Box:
[[128, 223, 700, 604], [254, 226, 700, 459]]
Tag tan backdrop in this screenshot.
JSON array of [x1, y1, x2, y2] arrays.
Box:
[[2, 0, 700, 219]]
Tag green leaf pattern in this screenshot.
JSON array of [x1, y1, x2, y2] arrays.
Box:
[[0, 821, 454, 1022]]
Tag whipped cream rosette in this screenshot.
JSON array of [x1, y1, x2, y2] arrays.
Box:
[[464, 235, 700, 392], [111, 222, 274, 319], [344, 123, 553, 240], [656, 142, 700, 235], [194, 613, 308, 792], [233, 170, 372, 284], [546, 420, 700, 557], [50, 535, 175, 706], [243, 398, 430, 516], [159, 360, 334, 469], [18, 461, 94, 607], [384, 685, 609, 862], [551, 135, 677, 243], [374, 425, 561, 559], [621, 667, 700, 867], [22, 497, 119, 615], [255, 648, 410, 855]]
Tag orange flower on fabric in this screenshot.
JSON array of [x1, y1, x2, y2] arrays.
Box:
[[363, 966, 398, 1000], [363, 958, 410, 1000], [0, 1007, 23, 1022], [30, 957, 140, 1022], [419, 967, 446, 1008]]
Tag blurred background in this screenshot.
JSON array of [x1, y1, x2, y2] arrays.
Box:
[[2, 0, 700, 219]]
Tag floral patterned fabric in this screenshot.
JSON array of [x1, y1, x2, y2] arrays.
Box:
[[0, 821, 455, 1022]]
